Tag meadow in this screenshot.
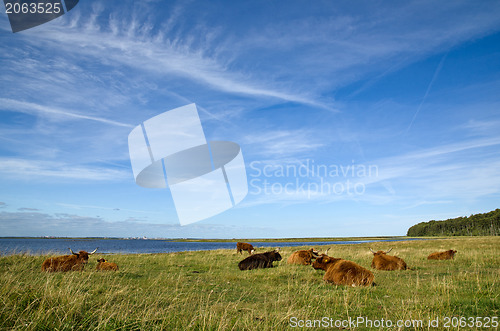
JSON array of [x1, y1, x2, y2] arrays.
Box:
[[0, 236, 498, 330]]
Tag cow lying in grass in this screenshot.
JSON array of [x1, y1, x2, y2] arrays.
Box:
[[41, 248, 98, 272], [312, 254, 375, 287], [427, 250, 457, 260], [238, 249, 282, 270], [96, 258, 119, 271], [370, 248, 408, 270], [287, 248, 320, 265]]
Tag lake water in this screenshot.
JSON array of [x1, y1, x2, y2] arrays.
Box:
[[0, 238, 424, 255]]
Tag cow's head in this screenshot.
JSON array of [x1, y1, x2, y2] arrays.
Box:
[[450, 250, 457, 255], [312, 255, 340, 270], [272, 248, 282, 261], [97, 258, 106, 263], [309, 248, 320, 258], [369, 248, 392, 256], [69, 247, 98, 264]]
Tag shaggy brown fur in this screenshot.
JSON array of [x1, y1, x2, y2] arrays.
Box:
[[427, 249, 457, 260], [370, 249, 407, 271], [41, 248, 97, 272], [287, 248, 320, 265], [238, 250, 282, 270], [312, 255, 374, 287], [96, 258, 119, 271], [236, 242, 255, 255]]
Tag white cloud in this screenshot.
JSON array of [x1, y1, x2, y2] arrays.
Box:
[[223, 1, 500, 92], [19, 13, 330, 110], [0, 158, 129, 181], [243, 130, 325, 157], [18, 1, 499, 113], [0, 98, 133, 128], [242, 136, 500, 208]]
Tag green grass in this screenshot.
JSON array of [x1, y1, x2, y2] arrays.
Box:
[[0, 237, 498, 330]]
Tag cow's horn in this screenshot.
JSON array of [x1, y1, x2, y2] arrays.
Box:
[[325, 248, 330, 255], [275, 247, 280, 252], [386, 248, 393, 253], [69, 248, 77, 255], [89, 247, 98, 255], [369, 248, 375, 254]]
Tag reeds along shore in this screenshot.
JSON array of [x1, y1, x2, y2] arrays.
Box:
[[0, 236, 498, 330]]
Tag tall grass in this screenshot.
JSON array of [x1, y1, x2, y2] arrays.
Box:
[[0, 237, 498, 330]]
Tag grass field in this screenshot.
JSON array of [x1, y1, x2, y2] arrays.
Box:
[[0, 236, 498, 330]]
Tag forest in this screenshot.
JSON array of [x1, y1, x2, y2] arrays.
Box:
[[407, 208, 500, 236]]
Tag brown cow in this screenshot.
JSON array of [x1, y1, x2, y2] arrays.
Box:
[[287, 248, 320, 265], [41, 248, 98, 272], [427, 249, 457, 260], [236, 242, 255, 255], [370, 248, 407, 271], [238, 249, 282, 270], [96, 258, 119, 271], [312, 255, 375, 287]]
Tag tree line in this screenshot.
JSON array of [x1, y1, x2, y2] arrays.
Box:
[[407, 208, 500, 236]]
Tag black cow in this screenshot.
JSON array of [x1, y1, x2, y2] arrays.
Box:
[[238, 249, 282, 270]]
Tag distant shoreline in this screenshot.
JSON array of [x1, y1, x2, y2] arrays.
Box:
[[0, 236, 432, 242], [167, 236, 413, 242]]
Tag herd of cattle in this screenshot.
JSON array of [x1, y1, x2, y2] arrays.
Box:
[[40, 242, 457, 287], [235, 242, 457, 287], [40, 248, 118, 272]]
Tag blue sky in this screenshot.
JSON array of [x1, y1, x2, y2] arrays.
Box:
[[1, 0, 499, 238]]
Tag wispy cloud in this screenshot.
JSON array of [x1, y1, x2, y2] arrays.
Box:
[[461, 119, 500, 137], [361, 137, 500, 201], [242, 136, 500, 208], [0, 98, 133, 128], [223, 1, 500, 93], [243, 130, 325, 158], [0, 158, 129, 181], [17, 207, 40, 211], [406, 53, 448, 133], [56, 202, 163, 215], [19, 10, 331, 111]]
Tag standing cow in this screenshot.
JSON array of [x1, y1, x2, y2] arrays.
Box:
[[41, 248, 98, 272], [287, 248, 320, 265], [312, 255, 375, 287], [370, 248, 408, 270], [428, 250, 457, 260], [238, 249, 282, 270], [96, 258, 119, 271], [236, 242, 255, 255]]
